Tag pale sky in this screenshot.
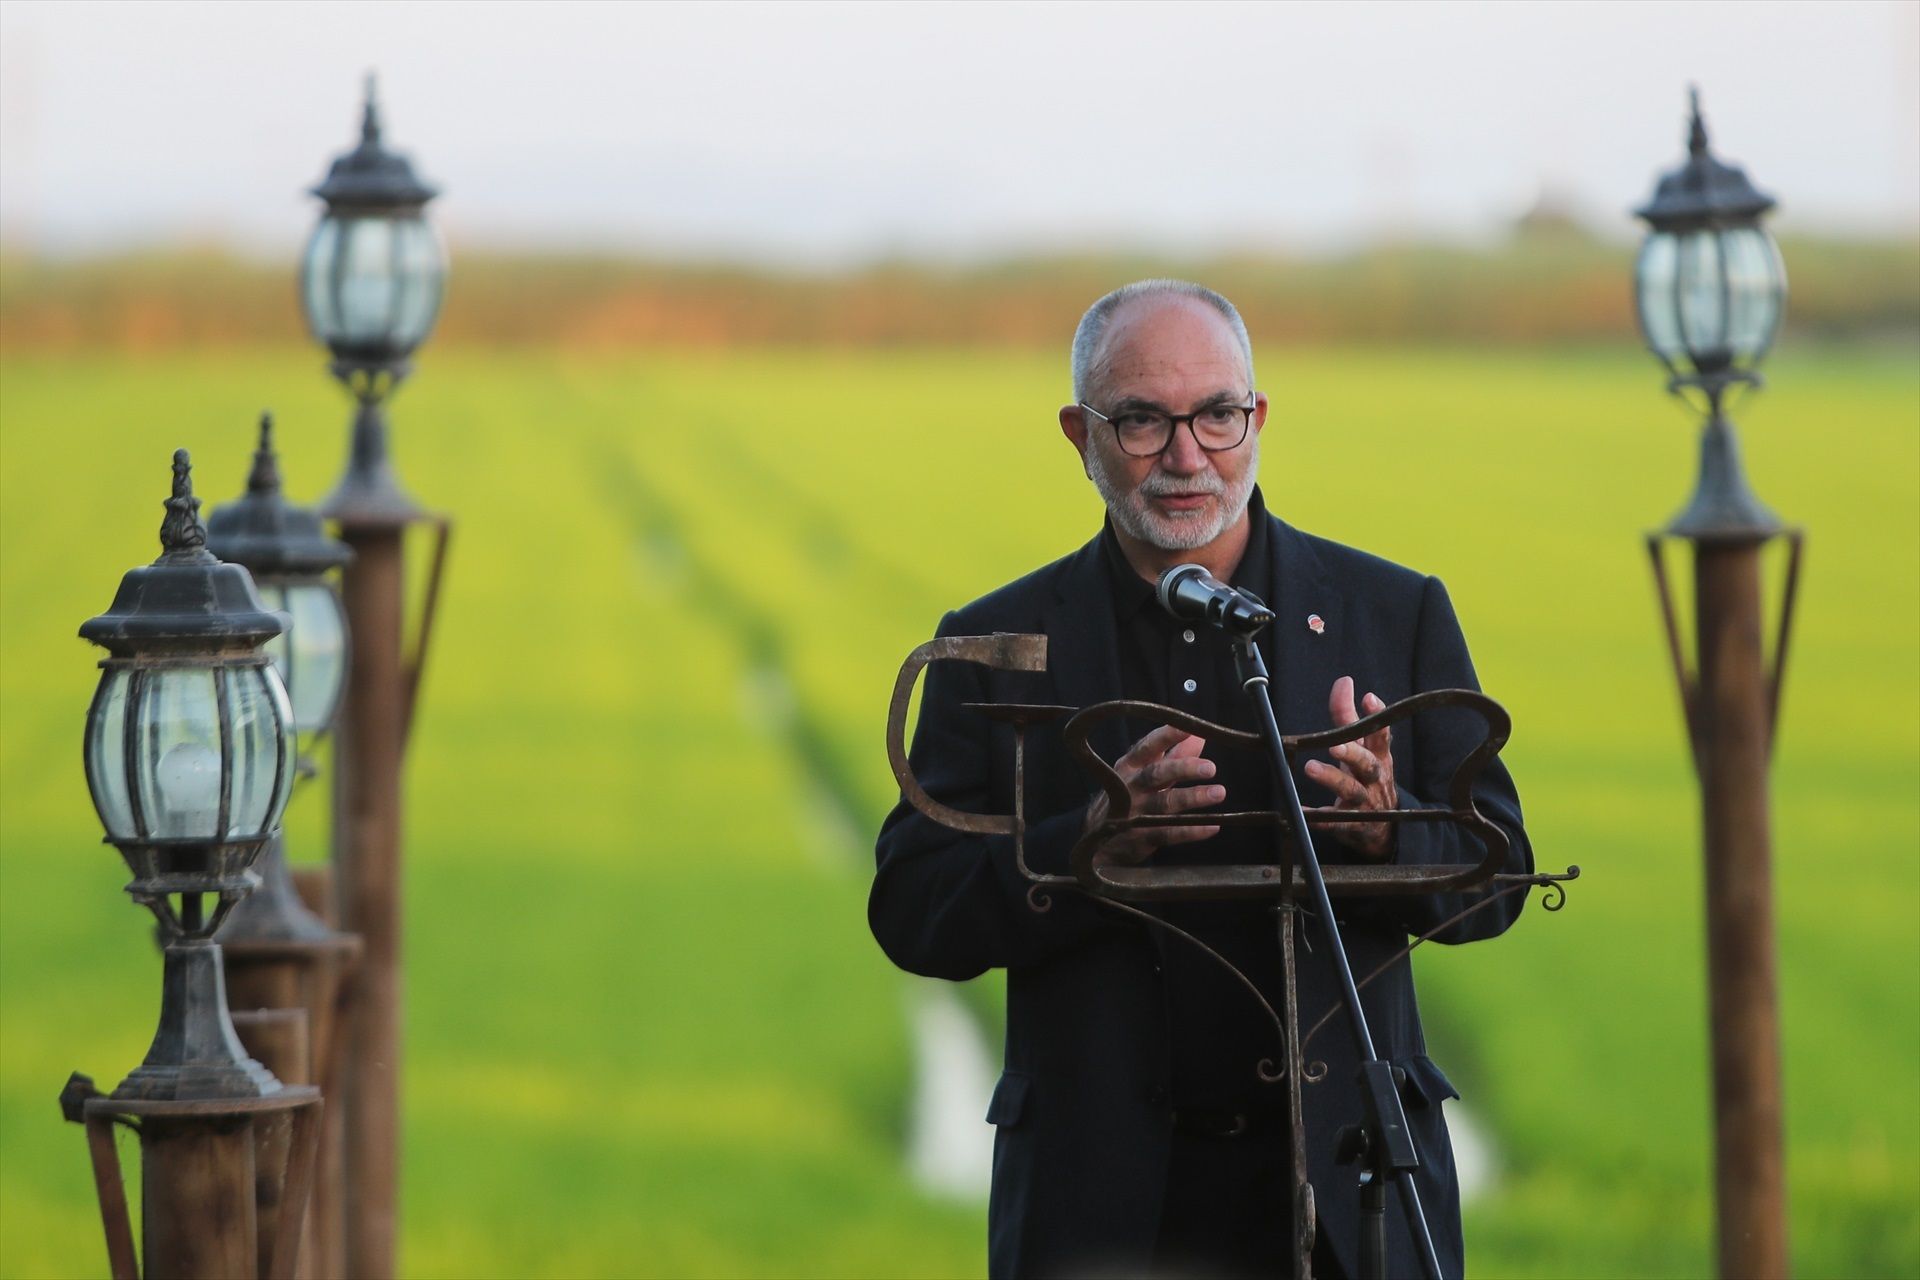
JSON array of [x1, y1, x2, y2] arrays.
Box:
[[1, 0, 1915, 264]]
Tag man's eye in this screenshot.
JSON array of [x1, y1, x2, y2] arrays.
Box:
[[1198, 406, 1240, 426], [1115, 412, 1166, 432]]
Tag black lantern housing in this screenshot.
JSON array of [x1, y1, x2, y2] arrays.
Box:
[[305, 75, 445, 524], [1634, 87, 1788, 405], [207, 413, 354, 950], [1634, 89, 1788, 540], [302, 76, 444, 379], [80, 451, 296, 1100]]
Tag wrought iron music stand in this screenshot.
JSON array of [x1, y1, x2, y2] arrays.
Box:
[[887, 632, 1578, 1280]]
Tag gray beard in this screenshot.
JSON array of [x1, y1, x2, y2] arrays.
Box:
[[1087, 434, 1259, 552]]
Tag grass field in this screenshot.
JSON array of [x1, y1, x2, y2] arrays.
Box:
[[1, 343, 1915, 1278]]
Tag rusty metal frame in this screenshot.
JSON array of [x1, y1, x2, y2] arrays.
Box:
[[885, 633, 1580, 1064], [1060, 691, 1514, 900], [401, 513, 453, 751], [1646, 527, 1804, 765]]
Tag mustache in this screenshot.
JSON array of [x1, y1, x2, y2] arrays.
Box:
[[1137, 473, 1226, 499]]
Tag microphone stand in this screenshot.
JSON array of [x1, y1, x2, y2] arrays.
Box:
[[1228, 629, 1445, 1280]]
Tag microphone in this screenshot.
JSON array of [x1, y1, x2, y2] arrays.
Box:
[[1156, 564, 1276, 635]]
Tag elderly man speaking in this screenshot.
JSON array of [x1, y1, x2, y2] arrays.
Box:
[[871, 280, 1531, 1280]]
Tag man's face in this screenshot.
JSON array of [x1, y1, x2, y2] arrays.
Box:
[[1061, 297, 1267, 553]]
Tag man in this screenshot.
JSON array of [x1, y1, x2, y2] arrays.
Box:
[[871, 280, 1531, 1279]]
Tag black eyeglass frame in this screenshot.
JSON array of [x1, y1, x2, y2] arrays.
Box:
[[1077, 395, 1259, 458]]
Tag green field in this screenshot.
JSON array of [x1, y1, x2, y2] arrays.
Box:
[[1, 344, 1915, 1278]]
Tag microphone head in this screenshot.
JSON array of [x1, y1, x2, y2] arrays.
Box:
[[1156, 563, 1209, 614]]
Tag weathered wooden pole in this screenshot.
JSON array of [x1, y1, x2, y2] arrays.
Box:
[[320, 404, 453, 1280], [232, 1008, 312, 1278], [328, 501, 410, 1279], [1647, 414, 1802, 1279]]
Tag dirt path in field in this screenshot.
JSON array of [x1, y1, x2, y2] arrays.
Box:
[[586, 429, 997, 1198]]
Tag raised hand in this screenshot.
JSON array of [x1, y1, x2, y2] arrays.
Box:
[[1084, 724, 1224, 867], [1304, 675, 1397, 859]]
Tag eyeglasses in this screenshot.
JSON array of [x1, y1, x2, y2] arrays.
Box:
[[1078, 396, 1257, 458]]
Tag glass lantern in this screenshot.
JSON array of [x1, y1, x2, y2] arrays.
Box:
[[207, 414, 355, 951], [83, 662, 292, 847], [300, 77, 444, 372], [80, 451, 294, 927], [1633, 88, 1787, 402]]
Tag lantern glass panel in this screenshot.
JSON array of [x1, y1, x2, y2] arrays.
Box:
[[85, 668, 136, 839], [134, 668, 223, 840], [1635, 232, 1683, 362], [254, 581, 347, 735], [225, 665, 293, 838], [301, 211, 445, 356], [1676, 230, 1730, 365], [286, 583, 347, 734], [1723, 226, 1785, 359]]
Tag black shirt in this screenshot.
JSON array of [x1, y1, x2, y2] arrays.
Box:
[[1100, 486, 1292, 1112]]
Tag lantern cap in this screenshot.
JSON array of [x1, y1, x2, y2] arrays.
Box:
[[80, 450, 287, 654], [1635, 87, 1775, 229], [206, 413, 353, 576], [309, 73, 439, 209]]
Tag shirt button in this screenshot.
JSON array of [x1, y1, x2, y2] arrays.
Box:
[[1147, 1084, 1169, 1107], [1182, 678, 1198, 694], [1182, 629, 1196, 644]]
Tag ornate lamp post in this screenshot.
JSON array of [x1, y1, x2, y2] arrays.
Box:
[[304, 74, 452, 1279], [1637, 88, 1800, 1280], [65, 450, 320, 1280], [209, 412, 362, 1280]]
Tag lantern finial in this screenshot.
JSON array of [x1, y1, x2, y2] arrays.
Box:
[[159, 449, 212, 562], [360, 72, 383, 149], [247, 412, 284, 497], [1687, 85, 1708, 158]]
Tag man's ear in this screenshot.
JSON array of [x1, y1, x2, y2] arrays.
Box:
[[1250, 391, 1270, 439], [1059, 404, 1091, 470]]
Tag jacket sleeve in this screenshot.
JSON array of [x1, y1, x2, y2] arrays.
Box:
[[1381, 575, 1534, 943], [869, 611, 1121, 981]]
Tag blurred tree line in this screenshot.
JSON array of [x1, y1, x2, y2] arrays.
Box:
[[1, 227, 1913, 352]]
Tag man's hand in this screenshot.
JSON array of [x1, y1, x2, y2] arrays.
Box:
[[1084, 725, 1224, 868], [1303, 675, 1397, 859]]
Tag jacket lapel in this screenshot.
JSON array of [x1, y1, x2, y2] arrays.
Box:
[[1043, 535, 1131, 763], [1265, 516, 1345, 743]]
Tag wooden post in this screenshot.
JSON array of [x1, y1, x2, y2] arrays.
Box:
[[1692, 541, 1789, 1278], [291, 866, 353, 1280], [332, 522, 408, 1280], [142, 1114, 258, 1280], [232, 1011, 310, 1280]]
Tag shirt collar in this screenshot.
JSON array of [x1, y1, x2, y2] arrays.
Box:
[[1100, 485, 1270, 622]]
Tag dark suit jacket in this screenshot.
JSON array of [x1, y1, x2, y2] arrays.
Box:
[[870, 508, 1532, 1279]]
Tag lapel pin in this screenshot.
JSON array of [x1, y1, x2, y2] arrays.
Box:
[[1307, 613, 1325, 634]]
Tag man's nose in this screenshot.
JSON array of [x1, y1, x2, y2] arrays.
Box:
[[1158, 420, 1209, 473]]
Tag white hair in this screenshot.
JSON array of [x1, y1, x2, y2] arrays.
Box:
[[1070, 278, 1255, 403]]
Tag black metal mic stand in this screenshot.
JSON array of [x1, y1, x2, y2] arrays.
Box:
[[1229, 631, 1445, 1280]]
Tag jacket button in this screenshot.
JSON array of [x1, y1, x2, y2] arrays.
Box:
[[1147, 1084, 1168, 1107]]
